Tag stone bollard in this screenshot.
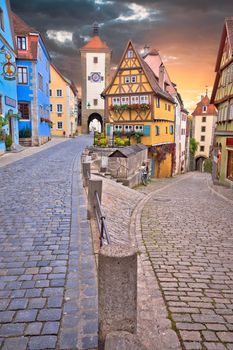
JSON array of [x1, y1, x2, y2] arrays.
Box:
[[87, 179, 102, 220], [98, 244, 137, 350], [82, 162, 91, 187]]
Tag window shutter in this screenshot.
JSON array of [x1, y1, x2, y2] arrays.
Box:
[[143, 125, 150, 136], [107, 124, 111, 136]]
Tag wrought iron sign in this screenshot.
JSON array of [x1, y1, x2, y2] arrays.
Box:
[[0, 47, 17, 81]]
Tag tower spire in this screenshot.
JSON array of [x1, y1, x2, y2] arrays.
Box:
[[205, 85, 208, 96], [93, 22, 99, 36]]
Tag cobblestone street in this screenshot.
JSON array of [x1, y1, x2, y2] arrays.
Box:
[[0, 136, 98, 350], [140, 173, 233, 350]]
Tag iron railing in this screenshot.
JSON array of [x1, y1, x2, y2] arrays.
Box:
[[94, 190, 111, 247]]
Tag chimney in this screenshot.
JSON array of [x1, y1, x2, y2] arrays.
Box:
[[159, 63, 165, 90], [144, 44, 150, 56]]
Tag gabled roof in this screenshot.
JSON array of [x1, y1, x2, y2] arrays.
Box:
[[80, 35, 111, 52], [192, 95, 217, 116], [102, 40, 174, 103], [109, 144, 147, 158], [211, 17, 233, 103], [5, 0, 16, 52], [51, 63, 78, 95], [12, 12, 38, 35]]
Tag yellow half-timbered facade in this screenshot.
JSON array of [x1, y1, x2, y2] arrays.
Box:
[[102, 41, 176, 177], [211, 17, 233, 187]]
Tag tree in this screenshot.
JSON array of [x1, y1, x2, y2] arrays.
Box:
[[190, 138, 199, 157]]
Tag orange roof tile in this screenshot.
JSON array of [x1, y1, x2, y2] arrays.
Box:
[[81, 35, 110, 51], [192, 95, 218, 116]]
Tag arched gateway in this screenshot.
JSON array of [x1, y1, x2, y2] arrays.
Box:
[[88, 113, 103, 133]]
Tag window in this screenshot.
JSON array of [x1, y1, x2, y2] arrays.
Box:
[[131, 96, 139, 104], [223, 106, 228, 121], [57, 121, 63, 130], [46, 60, 49, 72], [46, 83, 49, 96], [18, 103, 30, 120], [127, 50, 134, 58], [131, 76, 137, 83], [17, 37, 27, 50], [201, 126, 206, 132], [156, 97, 160, 108], [93, 99, 98, 106], [230, 103, 233, 120], [114, 125, 123, 131], [38, 73, 43, 91], [200, 146, 205, 152], [140, 95, 148, 104], [49, 89, 52, 97], [0, 8, 4, 31], [170, 125, 174, 134], [201, 135, 205, 142], [202, 116, 206, 122], [17, 67, 28, 84], [134, 125, 143, 132], [155, 126, 160, 136], [112, 97, 120, 106], [50, 104, 53, 112], [166, 126, 168, 134], [124, 125, 133, 132], [56, 89, 62, 97], [121, 96, 129, 104], [93, 57, 98, 63], [125, 76, 130, 84], [165, 103, 167, 110], [202, 106, 207, 113], [57, 104, 63, 113], [0, 95, 2, 114], [38, 45, 42, 60], [168, 105, 171, 112]]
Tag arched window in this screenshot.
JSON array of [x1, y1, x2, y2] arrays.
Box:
[[0, 8, 4, 31]]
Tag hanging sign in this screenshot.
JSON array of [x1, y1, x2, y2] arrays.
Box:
[[1, 53, 17, 81]]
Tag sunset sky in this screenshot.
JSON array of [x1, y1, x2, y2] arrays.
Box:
[[11, 0, 233, 112]]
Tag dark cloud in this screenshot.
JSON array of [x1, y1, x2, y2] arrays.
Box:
[[10, 0, 233, 108]]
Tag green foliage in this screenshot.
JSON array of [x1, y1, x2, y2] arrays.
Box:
[[94, 132, 107, 147], [5, 134, 12, 149], [0, 115, 8, 130], [204, 158, 212, 173], [190, 138, 199, 157], [19, 127, 31, 138], [134, 132, 143, 144]]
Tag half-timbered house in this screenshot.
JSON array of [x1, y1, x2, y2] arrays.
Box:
[[102, 41, 176, 178], [211, 16, 233, 186]]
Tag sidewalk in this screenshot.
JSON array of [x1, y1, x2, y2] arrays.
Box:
[[0, 137, 68, 168]]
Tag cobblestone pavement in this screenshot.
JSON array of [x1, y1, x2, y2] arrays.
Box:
[[140, 172, 233, 350], [0, 135, 98, 350]]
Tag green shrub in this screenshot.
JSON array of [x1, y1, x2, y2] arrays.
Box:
[[5, 134, 12, 149], [204, 158, 212, 173], [115, 137, 125, 146], [19, 127, 31, 138], [98, 138, 107, 147]]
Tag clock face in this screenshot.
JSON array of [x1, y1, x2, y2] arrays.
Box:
[[91, 72, 101, 82]]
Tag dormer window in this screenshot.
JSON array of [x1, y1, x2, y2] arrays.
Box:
[[202, 106, 207, 113], [17, 36, 26, 50], [0, 8, 4, 31]]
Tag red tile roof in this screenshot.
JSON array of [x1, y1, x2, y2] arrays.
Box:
[[12, 12, 38, 35], [81, 35, 110, 51], [192, 95, 217, 116]]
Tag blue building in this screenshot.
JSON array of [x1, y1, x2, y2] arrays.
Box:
[[12, 12, 51, 146], [0, 0, 19, 154]]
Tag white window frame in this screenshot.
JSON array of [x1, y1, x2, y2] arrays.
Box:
[[49, 89, 52, 97], [134, 125, 143, 132], [57, 104, 63, 113], [124, 125, 133, 132], [112, 97, 120, 106], [121, 96, 129, 105], [202, 106, 207, 113], [17, 36, 27, 50], [156, 97, 160, 108], [125, 76, 130, 84], [131, 96, 139, 104], [140, 95, 148, 104], [131, 76, 137, 83], [128, 50, 134, 58], [50, 104, 53, 112], [114, 125, 123, 131], [17, 66, 28, 85], [56, 89, 63, 97], [230, 103, 233, 120], [57, 121, 63, 130]]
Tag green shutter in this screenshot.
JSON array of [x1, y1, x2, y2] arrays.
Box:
[[107, 124, 111, 136], [143, 125, 150, 136]]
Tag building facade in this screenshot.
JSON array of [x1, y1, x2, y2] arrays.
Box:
[[102, 41, 176, 178], [143, 48, 188, 174], [0, 0, 19, 154], [80, 23, 112, 133], [50, 64, 78, 137], [211, 17, 233, 186], [192, 94, 217, 171], [13, 13, 51, 146]]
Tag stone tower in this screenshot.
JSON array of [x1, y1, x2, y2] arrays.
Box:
[[80, 23, 112, 133]]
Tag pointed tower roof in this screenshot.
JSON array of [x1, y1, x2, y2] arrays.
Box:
[[192, 94, 217, 116], [80, 23, 111, 52]]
